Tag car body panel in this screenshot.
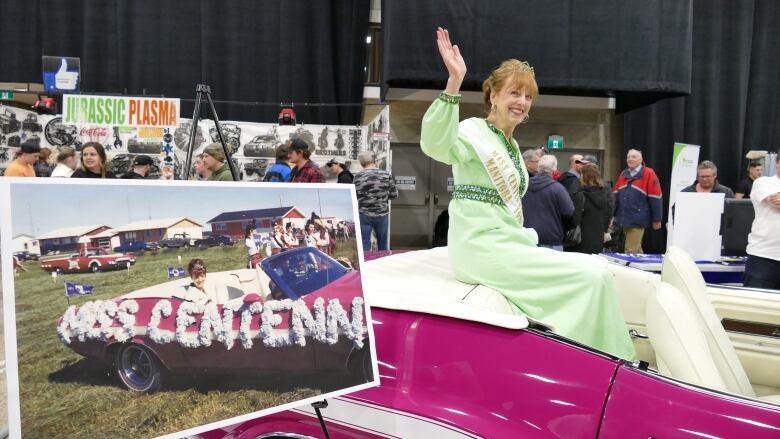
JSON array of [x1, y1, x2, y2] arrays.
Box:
[[599, 366, 780, 438], [113, 240, 156, 253], [195, 235, 235, 247]]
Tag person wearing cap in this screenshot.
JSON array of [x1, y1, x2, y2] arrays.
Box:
[[558, 154, 587, 195], [122, 154, 154, 179], [262, 143, 292, 182], [326, 158, 354, 183], [4, 140, 40, 177], [202, 143, 234, 181], [288, 138, 325, 183]]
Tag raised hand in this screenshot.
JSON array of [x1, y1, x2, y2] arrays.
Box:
[[436, 27, 466, 94]]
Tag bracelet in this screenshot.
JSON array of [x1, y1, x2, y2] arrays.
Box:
[[438, 92, 461, 104]]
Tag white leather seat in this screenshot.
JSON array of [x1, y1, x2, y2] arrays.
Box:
[[660, 246, 755, 396], [651, 246, 780, 404]]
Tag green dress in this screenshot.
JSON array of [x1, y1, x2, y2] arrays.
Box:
[[421, 93, 636, 359]]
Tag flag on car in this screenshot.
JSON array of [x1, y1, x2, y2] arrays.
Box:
[[168, 266, 186, 278], [65, 282, 94, 296]]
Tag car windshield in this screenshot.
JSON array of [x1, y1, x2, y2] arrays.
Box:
[[263, 249, 348, 299]]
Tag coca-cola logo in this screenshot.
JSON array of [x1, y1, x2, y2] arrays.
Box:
[[79, 126, 108, 138]]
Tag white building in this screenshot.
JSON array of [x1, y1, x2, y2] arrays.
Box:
[[12, 234, 41, 255]]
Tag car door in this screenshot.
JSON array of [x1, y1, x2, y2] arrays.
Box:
[[598, 364, 780, 438], [707, 285, 780, 396]]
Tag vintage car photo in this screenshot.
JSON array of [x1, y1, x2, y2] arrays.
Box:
[[40, 247, 136, 274], [2, 180, 375, 439]]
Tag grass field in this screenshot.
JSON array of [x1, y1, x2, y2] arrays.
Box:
[[10, 239, 362, 438]]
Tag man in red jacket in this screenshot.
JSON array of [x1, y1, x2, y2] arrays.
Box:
[[613, 149, 663, 253]]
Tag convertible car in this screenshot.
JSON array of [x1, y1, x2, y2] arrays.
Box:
[[56, 247, 371, 393], [196, 246, 780, 438]]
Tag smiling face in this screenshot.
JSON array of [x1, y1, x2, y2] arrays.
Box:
[[81, 146, 103, 172], [626, 150, 642, 170], [191, 271, 206, 290], [490, 84, 534, 127]]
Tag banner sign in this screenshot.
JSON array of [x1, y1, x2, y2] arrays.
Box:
[[168, 266, 187, 279], [0, 104, 388, 181], [668, 142, 700, 215], [64, 282, 93, 296], [62, 95, 179, 128]]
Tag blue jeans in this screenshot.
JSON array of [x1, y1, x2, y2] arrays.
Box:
[[743, 255, 780, 290], [360, 213, 390, 251]]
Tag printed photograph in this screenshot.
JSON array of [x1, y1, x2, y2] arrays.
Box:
[[0, 179, 377, 439]]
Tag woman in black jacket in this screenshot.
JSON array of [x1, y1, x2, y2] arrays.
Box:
[[569, 164, 613, 254]]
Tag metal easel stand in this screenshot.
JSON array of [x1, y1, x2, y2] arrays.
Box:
[[182, 84, 239, 181]]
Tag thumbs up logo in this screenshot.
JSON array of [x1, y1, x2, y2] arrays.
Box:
[[55, 58, 79, 90]]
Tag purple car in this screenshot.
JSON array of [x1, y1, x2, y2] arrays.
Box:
[[196, 247, 780, 438]]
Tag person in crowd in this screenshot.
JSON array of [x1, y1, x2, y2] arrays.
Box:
[[354, 151, 398, 251], [183, 258, 211, 306], [4, 140, 40, 177], [121, 155, 153, 179], [192, 154, 211, 180], [736, 160, 763, 199], [263, 143, 292, 182], [522, 155, 575, 251], [318, 221, 333, 255], [681, 160, 735, 197], [568, 163, 613, 254], [419, 27, 634, 359], [202, 143, 234, 181], [245, 228, 261, 269], [49, 146, 77, 178], [744, 151, 780, 289], [304, 223, 320, 248], [270, 220, 287, 254], [612, 149, 662, 253], [34, 147, 53, 177], [71, 142, 115, 178], [326, 158, 354, 183], [558, 154, 585, 195], [289, 138, 325, 183], [283, 223, 299, 248], [522, 148, 541, 177]]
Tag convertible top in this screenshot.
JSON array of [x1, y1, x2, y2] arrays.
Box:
[[364, 247, 553, 331]]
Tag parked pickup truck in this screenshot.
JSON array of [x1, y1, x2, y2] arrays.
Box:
[[113, 240, 158, 253], [157, 233, 194, 248], [40, 247, 136, 274]]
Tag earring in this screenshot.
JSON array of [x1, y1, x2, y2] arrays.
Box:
[[491, 105, 497, 113], [522, 113, 530, 123]]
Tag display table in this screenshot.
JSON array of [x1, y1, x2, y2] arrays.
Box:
[[601, 253, 746, 284]]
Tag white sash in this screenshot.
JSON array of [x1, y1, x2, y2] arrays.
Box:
[[459, 118, 526, 226]]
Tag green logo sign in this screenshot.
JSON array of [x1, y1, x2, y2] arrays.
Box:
[[547, 135, 564, 149], [0, 91, 14, 100]]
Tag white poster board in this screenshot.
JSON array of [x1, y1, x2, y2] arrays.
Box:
[[670, 192, 724, 261]]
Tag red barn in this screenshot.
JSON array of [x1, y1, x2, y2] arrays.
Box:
[[206, 206, 307, 238]]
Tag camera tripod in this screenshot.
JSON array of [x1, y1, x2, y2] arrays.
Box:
[[183, 84, 239, 181]]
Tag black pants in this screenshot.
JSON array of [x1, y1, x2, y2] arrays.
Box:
[[743, 254, 780, 290]]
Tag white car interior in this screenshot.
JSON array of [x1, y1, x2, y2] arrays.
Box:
[[122, 266, 273, 305], [364, 245, 780, 405]]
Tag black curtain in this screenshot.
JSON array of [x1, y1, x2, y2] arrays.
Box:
[[0, 0, 370, 124], [382, 0, 692, 110], [624, 0, 780, 253]]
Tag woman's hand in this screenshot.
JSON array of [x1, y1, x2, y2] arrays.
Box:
[[436, 27, 466, 94]]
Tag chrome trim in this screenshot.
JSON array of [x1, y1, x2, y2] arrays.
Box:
[[629, 329, 649, 339], [255, 433, 318, 439]]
